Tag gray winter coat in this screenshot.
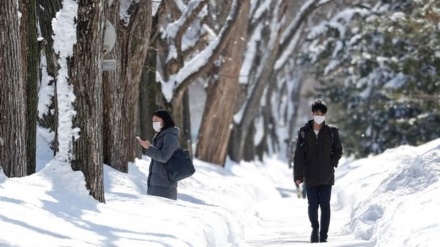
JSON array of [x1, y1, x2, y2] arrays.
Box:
[[144, 127, 180, 199]]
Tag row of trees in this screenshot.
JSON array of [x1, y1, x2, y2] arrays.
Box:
[[302, 0, 440, 157], [2, 0, 355, 202]]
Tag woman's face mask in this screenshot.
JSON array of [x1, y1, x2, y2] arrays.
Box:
[[152, 121, 162, 132], [313, 115, 326, 125]]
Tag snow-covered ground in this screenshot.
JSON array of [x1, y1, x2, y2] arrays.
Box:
[[1, 128, 440, 246]]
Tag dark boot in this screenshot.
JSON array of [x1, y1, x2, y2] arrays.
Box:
[[311, 228, 319, 243], [319, 229, 328, 243]]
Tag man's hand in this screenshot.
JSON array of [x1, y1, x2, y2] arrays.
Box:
[[295, 180, 302, 186]]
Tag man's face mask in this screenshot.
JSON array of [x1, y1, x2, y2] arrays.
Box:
[[313, 115, 325, 125]]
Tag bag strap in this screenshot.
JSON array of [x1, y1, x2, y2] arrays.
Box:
[[328, 126, 336, 154]]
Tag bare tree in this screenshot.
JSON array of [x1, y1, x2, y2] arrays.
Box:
[[0, 0, 27, 177], [70, 0, 105, 202]]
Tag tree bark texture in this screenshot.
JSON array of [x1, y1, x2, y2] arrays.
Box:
[[195, 0, 251, 166], [257, 74, 278, 160], [20, 0, 39, 175], [102, 0, 152, 172], [37, 0, 62, 154], [70, 0, 105, 202], [0, 0, 27, 177], [138, 45, 157, 156], [138, 12, 161, 158]]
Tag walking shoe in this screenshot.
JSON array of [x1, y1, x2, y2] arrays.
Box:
[[310, 229, 319, 243], [320, 238, 327, 242]]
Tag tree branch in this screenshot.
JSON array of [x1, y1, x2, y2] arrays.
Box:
[[171, 0, 245, 102], [175, 0, 206, 57]]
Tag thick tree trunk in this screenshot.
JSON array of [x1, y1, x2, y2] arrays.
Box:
[[70, 0, 105, 202], [0, 0, 27, 177], [195, 0, 251, 166], [20, 0, 39, 175], [102, 1, 152, 172]]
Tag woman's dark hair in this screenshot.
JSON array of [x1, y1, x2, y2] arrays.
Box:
[[311, 99, 328, 114], [153, 110, 176, 130]]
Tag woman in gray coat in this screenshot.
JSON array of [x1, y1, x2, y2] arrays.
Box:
[[137, 110, 180, 200]]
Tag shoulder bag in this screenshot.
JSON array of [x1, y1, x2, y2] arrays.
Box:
[[165, 148, 195, 182]]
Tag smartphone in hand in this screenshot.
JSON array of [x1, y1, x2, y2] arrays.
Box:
[[136, 136, 141, 141]]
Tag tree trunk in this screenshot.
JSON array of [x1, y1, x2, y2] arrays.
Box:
[[138, 49, 157, 156], [243, 123, 256, 161], [138, 16, 160, 156], [0, 0, 27, 177], [20, 0, 39, 175], [37, 0, 62, 154], [259, 73, 279, 159], [167, 89, 192, 153], [102, 0, 152, 172], [195, 0, 251, 166], [70, 0, 105, 202], [181, 89, 192, 152]]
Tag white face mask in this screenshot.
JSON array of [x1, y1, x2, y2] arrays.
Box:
[[152, 121, 162, 132], [313, 115, 326, 125]]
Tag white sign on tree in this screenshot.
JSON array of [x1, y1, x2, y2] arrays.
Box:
[[102, 20, 117, 71]]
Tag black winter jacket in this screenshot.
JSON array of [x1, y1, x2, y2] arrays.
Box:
[[293, 120, 343, 187]]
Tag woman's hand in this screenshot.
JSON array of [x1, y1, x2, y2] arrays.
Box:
[[137, 137, 152, 149]]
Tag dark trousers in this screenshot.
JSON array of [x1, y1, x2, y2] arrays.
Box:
[[147, 186, 177, 200], [306, 185, 332, 240]]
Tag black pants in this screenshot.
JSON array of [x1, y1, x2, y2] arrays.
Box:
[[306, 185, 332, 240]]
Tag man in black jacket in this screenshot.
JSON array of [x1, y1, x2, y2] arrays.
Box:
[[294, 99, 343, 243]]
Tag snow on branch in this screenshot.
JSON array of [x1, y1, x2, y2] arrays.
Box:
[[160, 0, 243, 102], [280, 0, 321, 44], [162, 0, 206, 63], [240, 22, 263, 84], [274, 25, 302, 71]]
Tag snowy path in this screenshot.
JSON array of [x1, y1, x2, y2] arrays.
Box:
[[246, 188, 371, 247]]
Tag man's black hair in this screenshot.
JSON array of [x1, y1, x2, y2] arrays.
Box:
[[311, 99, 328, 114], [153, 110, 176, 130]]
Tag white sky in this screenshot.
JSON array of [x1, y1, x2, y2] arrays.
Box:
[[1, 126, 440, 246]]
